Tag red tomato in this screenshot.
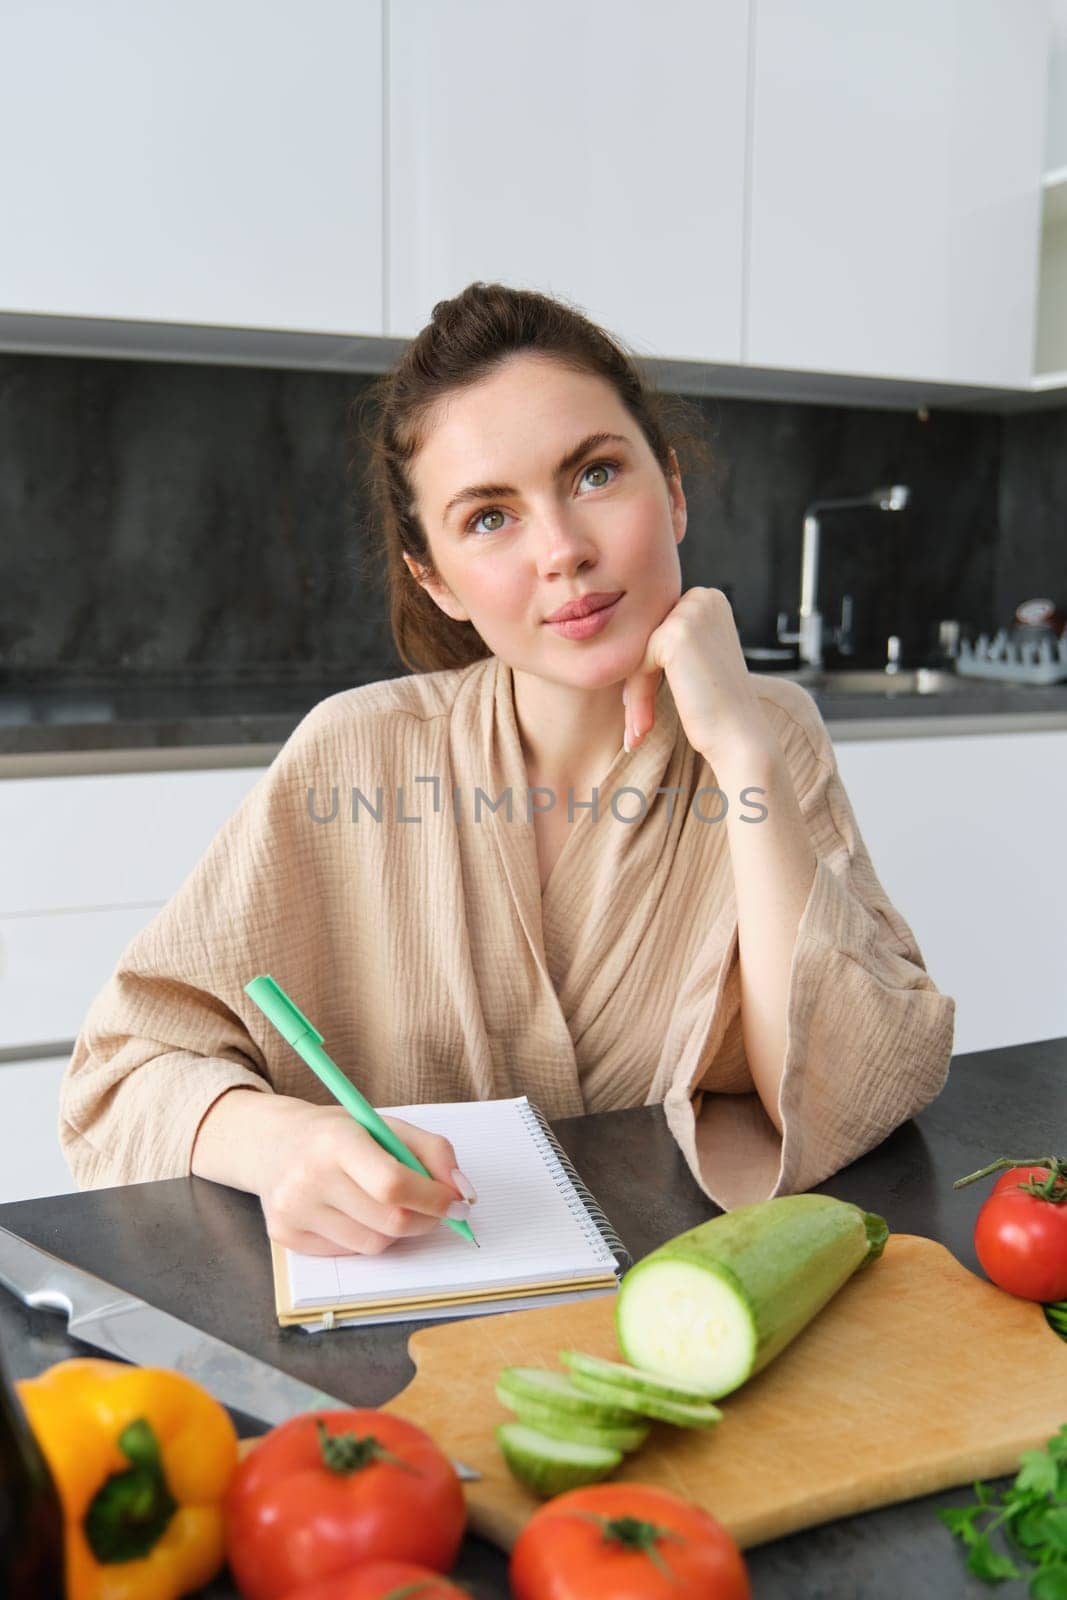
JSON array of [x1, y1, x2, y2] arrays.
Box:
[[283, 1559, 472, 1599], [509, 1482, 751, 1600], [225, 1410, 467, 1600], [991, 1165, 1064, 1197], [974, 1169, 1067, 1302]]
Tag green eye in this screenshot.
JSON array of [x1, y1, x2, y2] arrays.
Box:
[[466, 458, 621, 536]]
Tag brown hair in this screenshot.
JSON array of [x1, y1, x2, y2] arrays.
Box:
[[351, 282, 711, 674]]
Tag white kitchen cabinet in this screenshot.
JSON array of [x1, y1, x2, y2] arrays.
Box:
[[0, 0, 1054, 398], [746, 0, 1050, 388], [0, 906, 162, 1052], [386, 0, 750, 363], [833, 729, 1067, 1055], [0, 1056, 77, 1204], [0, 768, 266, 915], [0, 0, 383, 335], [0, 766, 266, 1050]]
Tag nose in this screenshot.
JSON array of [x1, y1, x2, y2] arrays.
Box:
[[531, 501, 599, 574]]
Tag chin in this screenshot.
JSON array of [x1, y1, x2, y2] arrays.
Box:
[[541, 654, 636, 691]]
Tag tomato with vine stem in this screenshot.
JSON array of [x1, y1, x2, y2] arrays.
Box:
[[225, 1411, 466, 1600], [509, 1482, 750, 1600], [954, 1155, 1067, 1303]]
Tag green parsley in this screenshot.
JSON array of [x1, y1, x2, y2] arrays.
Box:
[[937, 1302, 1067, 1593], [938, 1416, 1067, 1594]]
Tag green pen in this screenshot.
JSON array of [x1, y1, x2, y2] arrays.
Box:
[[244, 974, 477, 1246]]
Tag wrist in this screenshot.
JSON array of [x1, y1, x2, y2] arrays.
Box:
[[706, 730, 782, 787], [190, 1085, 283, 1192]]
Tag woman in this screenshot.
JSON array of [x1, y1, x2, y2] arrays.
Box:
[[59, 282, 955, 1256]]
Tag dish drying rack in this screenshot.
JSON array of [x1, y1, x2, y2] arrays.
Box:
[[955, 630, 1067, 686]]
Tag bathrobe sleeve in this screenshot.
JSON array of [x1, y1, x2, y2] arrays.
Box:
[[662, 684, 957, 1211], [58, 705, 336, 1188]]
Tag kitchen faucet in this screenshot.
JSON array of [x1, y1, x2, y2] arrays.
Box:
[[776, 485, 911, 669]]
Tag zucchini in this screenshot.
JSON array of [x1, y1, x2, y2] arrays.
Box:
[[495, 1387, 650, 1453], [563, 1371, 722, 1428], [559, 1348, 719, 1405], [495, 1422, 621, 1497], [496, 1365, 634, 1425], [616, 1194, 888, 1400]]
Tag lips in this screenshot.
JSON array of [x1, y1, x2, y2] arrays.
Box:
[[543, 591, 624, 623]]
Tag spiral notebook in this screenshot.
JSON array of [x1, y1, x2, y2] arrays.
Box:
[[270, 1095, 632, 1331]]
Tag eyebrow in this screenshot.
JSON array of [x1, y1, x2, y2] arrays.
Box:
[[441, 431, 632, 527]]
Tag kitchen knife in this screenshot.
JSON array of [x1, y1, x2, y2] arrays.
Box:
[[0, 1225, 480, 1480]]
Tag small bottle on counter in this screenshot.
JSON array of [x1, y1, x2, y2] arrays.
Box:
[[937, 620, 960, 661], [924, 618, 970, 670], [0, 1340, 65, 1600]]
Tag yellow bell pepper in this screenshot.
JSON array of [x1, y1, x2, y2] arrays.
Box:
[[16, 1356, 238, 1600]]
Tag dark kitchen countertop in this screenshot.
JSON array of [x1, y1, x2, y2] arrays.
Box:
[[2, 666, 1067, 773], [0, 1035, 1063, 1598], [0, 673, 361, 755]]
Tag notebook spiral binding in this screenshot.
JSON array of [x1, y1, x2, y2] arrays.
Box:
[[518, 1099, 634, 1275]]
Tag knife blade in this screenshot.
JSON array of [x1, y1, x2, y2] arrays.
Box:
[[0, 1225, 480, 1480]]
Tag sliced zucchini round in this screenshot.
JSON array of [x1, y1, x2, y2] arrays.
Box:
[[566, 1368, 723, 1427], [496, 1422, 621, 1498], [559, 1347, 721, 1405], [496, 1365, 634, 1424], [496, 1386, 650, 1453]]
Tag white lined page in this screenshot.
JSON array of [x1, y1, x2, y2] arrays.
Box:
[[285, 1096, 618, 1311]]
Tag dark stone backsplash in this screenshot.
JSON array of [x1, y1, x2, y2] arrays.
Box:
[[1, 351, 1064, 684]]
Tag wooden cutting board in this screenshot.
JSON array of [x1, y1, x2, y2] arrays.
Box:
[[380, 1234, 1067, 1552]]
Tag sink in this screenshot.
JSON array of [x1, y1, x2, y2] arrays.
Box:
[[776, 667, 978, 696]]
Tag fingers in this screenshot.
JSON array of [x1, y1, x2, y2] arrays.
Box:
[[261, 1105, 478, 1260], [352, 1115, 476, 1218], [266, 1202, 395, 1258], [275, 1229, 351, 1257], [267, 1152, 454, 1247], [317, 1159, 456, 1243], [266, 1180, 444, 1257], [624, 667, 664, 750], [386, 1115, 478, 1201]]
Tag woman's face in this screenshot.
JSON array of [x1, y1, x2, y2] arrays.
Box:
[[405, 352, 686, 690]]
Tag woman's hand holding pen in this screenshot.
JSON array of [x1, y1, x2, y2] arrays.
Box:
[[191, 1090, 477, 1256], [261, 1103, 477, 1256]]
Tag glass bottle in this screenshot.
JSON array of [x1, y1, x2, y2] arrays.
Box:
[[0, 1340, 65, 1599]]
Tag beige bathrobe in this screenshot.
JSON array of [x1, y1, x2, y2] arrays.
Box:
[[59, 653, 956, 1210]]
